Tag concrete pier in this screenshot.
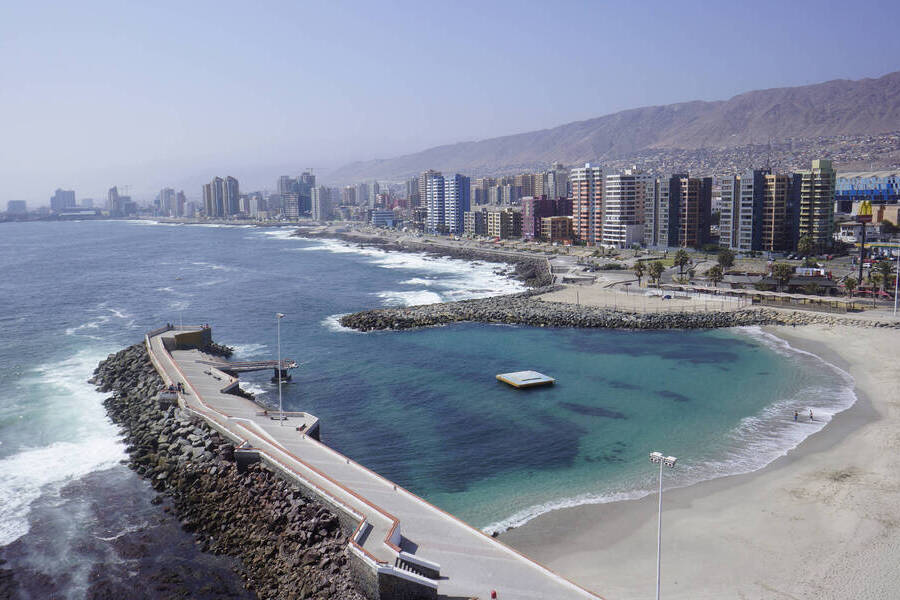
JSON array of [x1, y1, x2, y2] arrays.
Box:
[[146, 324, 604, 600]]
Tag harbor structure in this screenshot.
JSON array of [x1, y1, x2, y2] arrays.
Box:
[[145, 324, 601, 600]]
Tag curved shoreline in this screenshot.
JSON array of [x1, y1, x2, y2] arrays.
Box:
[[502, 324, 900, 599], [483, 325, 859, 535]]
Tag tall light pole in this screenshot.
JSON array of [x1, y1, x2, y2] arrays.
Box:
[[893, 248, 899, 317], [649, 451, 677, 600], [276, 312, 285, 425]]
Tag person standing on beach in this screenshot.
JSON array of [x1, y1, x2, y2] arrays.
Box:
[[794, 411, 798, 422], [809, 409, 814, 422]]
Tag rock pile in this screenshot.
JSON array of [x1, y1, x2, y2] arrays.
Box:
[[93, 343, 365, 600], [340, 293, 900, 332]]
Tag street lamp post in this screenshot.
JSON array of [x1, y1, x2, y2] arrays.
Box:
[[649, 451, 677, 600], [893, 249, 899, 317], [276, 312, 285, 425]]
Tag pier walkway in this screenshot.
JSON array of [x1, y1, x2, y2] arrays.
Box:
[[146, 325, 603, 600]]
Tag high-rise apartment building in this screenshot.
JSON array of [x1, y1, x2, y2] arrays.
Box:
[[798, 159, 836, 250], [107, 186, 122, 216], [419, 170, 441, 212], [514, 173, 536, 198], [203, 176, 240, 218], [464, 207, 489, 236], [424, 171, 445, 233], [312, 186, 333, 221], [602, 170, 650, 248], [50, 189, 76, 212], [6, 200, 27, 214], [570, 163, 603, 245], [546, 162, 569, 200], [760, 173, 792, 252], [486, 208, 522, 239], [341, 186, 356, 206], [157, 187, 177, 216], [405, 176, 421, 207], [443, 174, 471, 235], [356, 182, 370, 207], [718, 169, 802, 253], [677, 177, 712, 248]]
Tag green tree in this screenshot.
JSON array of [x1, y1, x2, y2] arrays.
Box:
[[880, 220, 898, 236], [771, 263, 794, 292], [673, 248, 690, 277], [797, 235, 815, 257], [633, 261, 645, 287], [717, 248, 735, 270], [868, 273, 882, 306], [648, 261, 665, 288], [844, 276, 858, 297], [875, 260, 894, 292], [707, 264, 724, 287]]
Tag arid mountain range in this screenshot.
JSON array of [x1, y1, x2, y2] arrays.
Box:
[[327, 71, 900, 183]]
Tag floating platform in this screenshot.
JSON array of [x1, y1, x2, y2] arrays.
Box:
[[496, 370, 555, 388]]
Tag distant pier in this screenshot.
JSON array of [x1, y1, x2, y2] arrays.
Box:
[[145, 324, 603, 600]]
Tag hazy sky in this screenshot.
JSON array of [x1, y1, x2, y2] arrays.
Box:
[[2, 0, 898, 204]]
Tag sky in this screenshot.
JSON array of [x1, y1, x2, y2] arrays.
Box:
[[2, 0, 898, 205]]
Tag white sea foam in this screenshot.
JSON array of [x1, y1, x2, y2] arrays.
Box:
[[233, 343, 268, 358], [321, 314, 361, 334], [376, 290, 445, 307], [0, 349, 127, 546], [65, 304, 133, 338], [190, 261, 234, 271], [483, 330, 859, 535], [240, 382, 268, 398]]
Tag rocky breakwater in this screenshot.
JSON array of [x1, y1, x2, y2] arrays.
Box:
[[340, 292, 900, 332], [93, 343, 365, 600]]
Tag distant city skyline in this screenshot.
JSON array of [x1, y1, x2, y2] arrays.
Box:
[[2, 0, 899, 204]]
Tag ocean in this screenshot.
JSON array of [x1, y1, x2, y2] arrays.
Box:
[[0, 220, 856, 598]]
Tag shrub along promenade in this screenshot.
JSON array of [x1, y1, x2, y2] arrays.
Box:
[[339, 288, 900, 332]]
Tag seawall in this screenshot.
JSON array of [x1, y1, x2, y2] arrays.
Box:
[[93, 343, 366, 600], [340, 294, 900, 332]]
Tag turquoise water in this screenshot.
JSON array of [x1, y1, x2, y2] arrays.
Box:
[[0, 220, 855, 549]]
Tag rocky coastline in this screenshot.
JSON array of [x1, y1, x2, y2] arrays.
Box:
[[340, 292, 900, 332], [93, 343, 365, 600], [294, 229, 554, 288]]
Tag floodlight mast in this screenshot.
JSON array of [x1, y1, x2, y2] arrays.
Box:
[[649, 451, 677, 600]]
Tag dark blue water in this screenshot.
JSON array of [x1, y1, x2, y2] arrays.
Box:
[[0, 220, 855, 595]]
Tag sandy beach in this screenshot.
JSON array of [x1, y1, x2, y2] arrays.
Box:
[[502, 324, 900, 599]]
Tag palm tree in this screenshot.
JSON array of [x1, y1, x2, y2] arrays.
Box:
[[648, 261, 665, 288], [797, 235, 815, 258], [844, 276, 858, 297], [869, 273, 882, 307], [707, 264, 724, 288], [771, 263, 794, 292], [875, 260, 894, 292], [673, 248, 690, 279], [633, 261, 645, 287]]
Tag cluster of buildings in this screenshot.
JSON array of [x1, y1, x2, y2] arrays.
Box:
[[7, 159, 899, 251], [390, 159, 845, 254]]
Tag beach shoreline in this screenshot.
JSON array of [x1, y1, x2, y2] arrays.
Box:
[[501, 324, 899, 599]]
